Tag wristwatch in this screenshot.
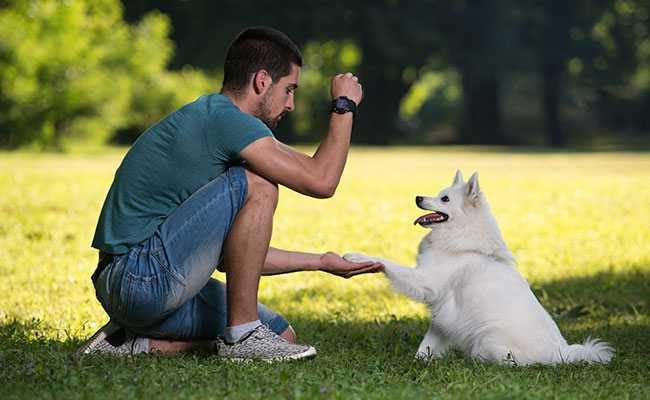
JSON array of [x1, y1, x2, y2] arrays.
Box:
[[330, 96, 358, 118]]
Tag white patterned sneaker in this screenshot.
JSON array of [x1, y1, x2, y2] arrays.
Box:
[[74, 320, 148, 356], [217, 324, 316, 362]]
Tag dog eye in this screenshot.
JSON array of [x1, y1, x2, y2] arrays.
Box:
[[441, 196, 450, 202]]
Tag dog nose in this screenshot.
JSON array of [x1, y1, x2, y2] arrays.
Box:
[[416, 196, 423, 205]]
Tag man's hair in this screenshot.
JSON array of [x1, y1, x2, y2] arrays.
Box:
[[222, 27, 303, 93]]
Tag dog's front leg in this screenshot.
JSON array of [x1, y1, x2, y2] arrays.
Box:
[[344, 253, 432, 303]]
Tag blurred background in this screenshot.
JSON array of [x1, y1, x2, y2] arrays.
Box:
[[1, 0, 649, 150]]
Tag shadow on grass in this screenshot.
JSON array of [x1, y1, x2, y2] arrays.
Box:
[[284, 268, 649, 361], [530, 268, 648, 321], [0, 317, 73, 359], [1, 269, 647, 364]]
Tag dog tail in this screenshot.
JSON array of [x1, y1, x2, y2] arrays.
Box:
[[561, 338, 614, 364]]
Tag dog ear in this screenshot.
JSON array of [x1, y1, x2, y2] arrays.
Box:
[[453, 170, 464, 185], [465, 172, 481, 207]]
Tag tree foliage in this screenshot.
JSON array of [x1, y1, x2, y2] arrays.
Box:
[[0, 0, 214, 149], [1, 0, 648, 148], [121, 0, 649, 146]]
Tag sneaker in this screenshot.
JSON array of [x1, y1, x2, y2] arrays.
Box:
[[73, 320, 148, 356], [217, 324, 316, 362]]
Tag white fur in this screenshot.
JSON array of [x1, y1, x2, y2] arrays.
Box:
[[345, 170, 613, 366]]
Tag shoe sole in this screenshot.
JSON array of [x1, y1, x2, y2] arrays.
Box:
[[73, 321, 121, 356], [226, 345, 317, 363]]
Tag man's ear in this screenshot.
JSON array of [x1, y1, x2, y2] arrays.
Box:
[[253, 70, 272, 94]]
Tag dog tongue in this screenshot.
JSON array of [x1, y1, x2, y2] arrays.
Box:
[[414, 213, 444, 225]]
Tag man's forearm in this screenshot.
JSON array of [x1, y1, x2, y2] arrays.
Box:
[[262, 247, 384, 278], [261, 247, 323, 275], [304, 72, 361, 197], [310, 112, 354, 196]]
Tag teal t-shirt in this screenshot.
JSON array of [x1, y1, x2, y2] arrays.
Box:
[[92, 93, 272, 254]]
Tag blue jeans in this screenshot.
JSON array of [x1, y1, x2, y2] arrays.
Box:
[[92, 167, 289, 339]]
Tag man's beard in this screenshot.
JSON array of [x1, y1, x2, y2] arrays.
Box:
[[253, 89, 283, 130]]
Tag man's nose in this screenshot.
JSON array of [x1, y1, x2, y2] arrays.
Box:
[[286, 93, 295, 112]]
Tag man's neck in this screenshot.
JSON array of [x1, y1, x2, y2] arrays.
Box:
[[220, 90, 254, 115]]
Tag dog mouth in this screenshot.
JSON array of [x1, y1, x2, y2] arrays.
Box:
[[414, 212, 449, 227]]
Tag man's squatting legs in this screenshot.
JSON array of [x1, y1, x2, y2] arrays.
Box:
[[148, 169, 295, 353]]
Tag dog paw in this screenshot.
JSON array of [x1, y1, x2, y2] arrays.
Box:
[[343, 253, 373, 263]]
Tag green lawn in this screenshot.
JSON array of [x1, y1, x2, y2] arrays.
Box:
[[1, 147, 648, 399]]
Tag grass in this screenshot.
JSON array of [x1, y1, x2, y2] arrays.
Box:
[[0, 146, 648, 399]]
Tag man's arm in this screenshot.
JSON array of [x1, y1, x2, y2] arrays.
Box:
[[239, 73, 362, 198], [262, 247, 384, 278]]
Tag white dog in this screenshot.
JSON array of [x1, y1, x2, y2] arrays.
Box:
[[345, 171, 613, 366]]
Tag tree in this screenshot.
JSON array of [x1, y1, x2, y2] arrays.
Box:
[[4, 0, 646, 148], [0, 0, 213, 149], [123, 0, 445, 144], [520, 0, 650, 145], [432, 1, 522, 144]]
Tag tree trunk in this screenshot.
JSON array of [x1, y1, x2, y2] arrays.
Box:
[[458, 73, 505, 144], [542, 64, 564, 147], [352, 64, 411, 145]]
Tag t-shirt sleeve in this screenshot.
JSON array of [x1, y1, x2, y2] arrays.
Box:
[[206, 108, 273, 163]]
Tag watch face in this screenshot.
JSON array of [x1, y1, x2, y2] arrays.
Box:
[[331, 96, 356, 116]]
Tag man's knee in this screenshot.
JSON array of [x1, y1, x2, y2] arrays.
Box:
[[244, 168, 279, 205]]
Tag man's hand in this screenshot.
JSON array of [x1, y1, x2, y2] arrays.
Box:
[[331, 72, 362, 104], [319, 251, 383, 279]]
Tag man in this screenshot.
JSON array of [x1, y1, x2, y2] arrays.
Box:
[[75, 27, 382, 361]]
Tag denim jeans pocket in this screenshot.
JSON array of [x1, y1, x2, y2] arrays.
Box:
[[117, 252, 171, 327]]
